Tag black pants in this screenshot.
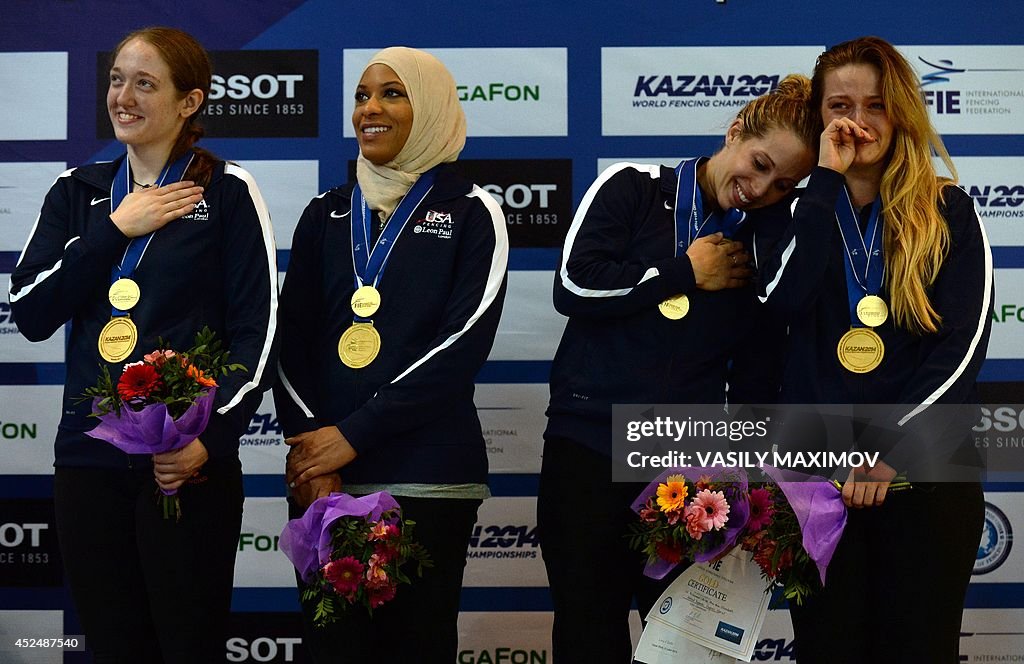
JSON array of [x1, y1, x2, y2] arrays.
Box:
[[54, 458, 244, 664], [789, 482, 983, 663], [537, 436, 673, 664], [291, 495, 481, 664]]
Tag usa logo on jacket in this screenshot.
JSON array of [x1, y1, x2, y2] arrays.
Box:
[[413, 209, 454, 239]]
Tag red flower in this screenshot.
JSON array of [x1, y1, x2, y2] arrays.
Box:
[[655, 540, 684, 565], [323, 556, 364, 596], [117, 363, 162, 401], [747, 488, 775, 532], [752, 538, 779, 576], [368, 582, 397, 608]]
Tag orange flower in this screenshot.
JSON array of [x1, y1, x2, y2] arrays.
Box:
[[656, 475, 688, 513], [187, 364, 217, 388]]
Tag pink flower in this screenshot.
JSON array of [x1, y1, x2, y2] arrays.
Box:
[[143, 349, 176, 366], [692, 489, 730, 530], [746, 488, 774, 531], [368, 521, 390, 541], [373, 541, 399, 564], [323, 556, 364, 596], [684, 503, 712, 540], [639, 499, 660, 523], [365, 554, 389, 589], [368, 582, 397, 608]]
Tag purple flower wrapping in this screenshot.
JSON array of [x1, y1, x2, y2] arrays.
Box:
[[279, 491, 401, 584], [761, 465, 847, 585], [85, 387, 217, 459]]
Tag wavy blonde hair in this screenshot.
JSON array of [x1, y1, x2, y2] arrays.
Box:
[[812, 36, 956, 334], [737, 73, 819, 151]]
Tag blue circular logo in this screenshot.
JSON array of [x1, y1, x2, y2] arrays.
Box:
[[975, 502, 1012, 575], [659, 597, 673, 614]]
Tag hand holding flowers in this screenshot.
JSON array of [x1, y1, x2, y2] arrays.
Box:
[[79, 327, 245, 519]]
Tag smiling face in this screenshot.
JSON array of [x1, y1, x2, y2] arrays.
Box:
[[703, 121, 815, 211], [107, 38, 199, 159], [352, 64, 414, 166], [820, 63, 895, 176]]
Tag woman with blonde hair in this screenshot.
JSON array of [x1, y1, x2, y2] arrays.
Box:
[[758, 36, 991, 662], [275, 46, 507, 663], [538, 75, 817, 663]]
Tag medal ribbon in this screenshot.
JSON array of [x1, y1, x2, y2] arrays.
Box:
[[672, 158, 748, 257], [835, 188, 884, 327], [349, 166, 438, 322], [108, 151, 195, 316]]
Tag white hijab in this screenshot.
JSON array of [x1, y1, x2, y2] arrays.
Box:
[[355, 47, 467, 221]]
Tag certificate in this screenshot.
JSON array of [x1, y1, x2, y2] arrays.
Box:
[[634, 547, 772, 662]]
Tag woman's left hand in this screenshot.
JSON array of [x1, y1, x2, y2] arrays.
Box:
[[286, 426, 358, 488], [841, 459, 897, 509], [153, 438, 209, 492]]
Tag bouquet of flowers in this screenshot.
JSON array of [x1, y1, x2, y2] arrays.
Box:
[[630, 465, 909, 606], [79, 326, 245, 519], [628, 467, 752, 580], [279, 492, 432, 626]]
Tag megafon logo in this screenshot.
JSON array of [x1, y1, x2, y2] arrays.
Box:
[[457, 649, 548, 664], [458, 82, 540, 102]]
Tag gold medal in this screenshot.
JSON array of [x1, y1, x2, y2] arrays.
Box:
[[837, 327, 884, 373], [856, 295, 889, 328], [98, 317, 138, 363], [351, 285, 381, 318], [338, 323, 381, 368], [108, 278, 141, 311], [658, 293, 690, 320]]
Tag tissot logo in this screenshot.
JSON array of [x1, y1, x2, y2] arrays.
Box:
[[225, 637, 302, 662], [456, 159, 572, 248], [97, 50, 318, 138], [0, 501, 62, 586]]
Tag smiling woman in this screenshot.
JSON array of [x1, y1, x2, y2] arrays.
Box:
[[274, 47, 507, 664], [8, 26, 277, 664], [536, 75, 818, 664]]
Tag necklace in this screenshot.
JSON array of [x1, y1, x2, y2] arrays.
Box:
[[132, 177, 154, 189]]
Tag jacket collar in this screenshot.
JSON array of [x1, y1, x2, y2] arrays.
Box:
[[71, 152, 224, 191]]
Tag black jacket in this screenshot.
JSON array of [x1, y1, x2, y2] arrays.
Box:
[[273, 165, 508, 485], [9, 155, 279, 467]]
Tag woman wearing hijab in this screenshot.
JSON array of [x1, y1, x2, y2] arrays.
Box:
[[274, 46, 508, 663], [759, 37, 990, 662], [538, 75, 818, 663]]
